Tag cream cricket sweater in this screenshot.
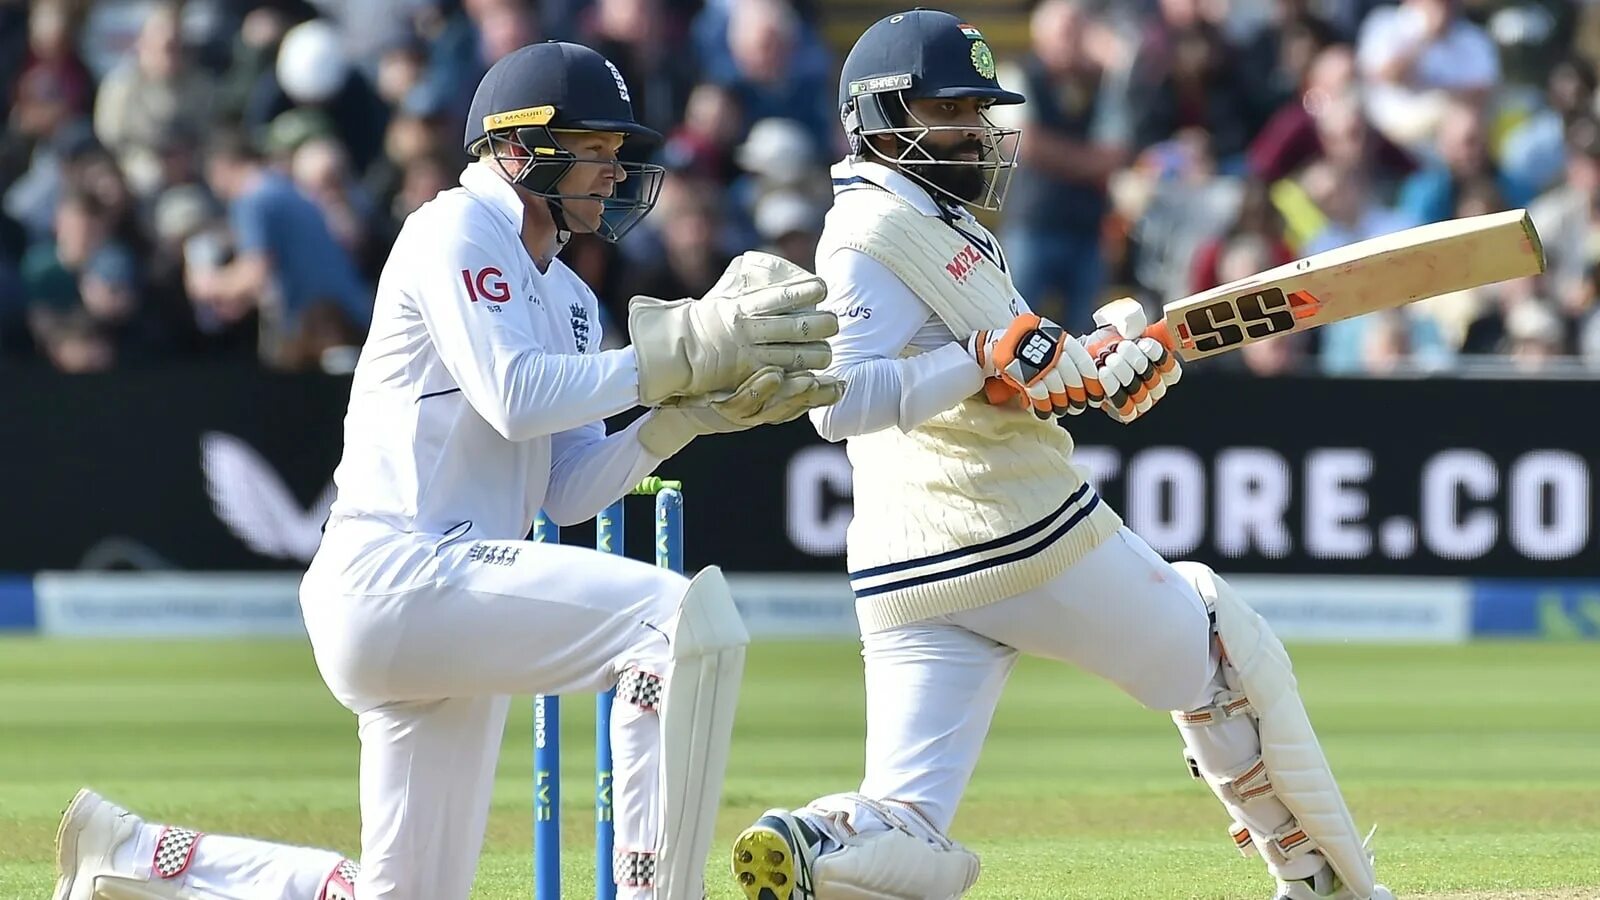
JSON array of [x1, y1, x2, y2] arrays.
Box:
[[818, 162, 1122, 632]]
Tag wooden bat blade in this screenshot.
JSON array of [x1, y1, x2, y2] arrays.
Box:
[[1149, 208, 1545, 360]]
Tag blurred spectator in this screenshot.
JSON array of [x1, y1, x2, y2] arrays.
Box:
[[195, 130, 370, 371], [1500, 57, 1597, 195], [392, 150, 458, 221], [694, 0, 834, 151], [2, 70, 91, 242], [661, 83, 744, 182], [21, 187, 113, 315], [620, 172, 734, 305], [583, 0, 695, 137], [1188, 178, 1295, 293], [1358, 307, 1413, 375], [729, 117, 828, 250], [292, 137, 385, 279], [1528, 116, 1600, 314], [751, 189, 825, 267], [1410, 178, 1509, 349], [213, 4, 293, 126], [473, 0, 541, 68], [1502, 297, 1568, 371], [249, 18, 390, 173], [1355, 0, 1498, 150], [1120, 127, 1243, 304], [1396, 100, 1534, 226], [14, 0, 93, 118], [1129, 0, 1254, 160], [1247, 44, 1415, 185], [92, 3, 213, 198], [1232, 0, 1340, 129], [1001, 0, 1133, 328]]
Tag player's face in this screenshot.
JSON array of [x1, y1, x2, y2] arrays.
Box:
[[904, 97, 988, 202], [553, 131, 627, 233]]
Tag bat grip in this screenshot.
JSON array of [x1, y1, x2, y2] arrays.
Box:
[[1082, 321, 1176, 362], [980, 321, 1177, 406]]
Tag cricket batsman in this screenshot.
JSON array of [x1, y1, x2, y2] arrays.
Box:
[[729, 11, 1394, 900], [52, 40, 842, 900]]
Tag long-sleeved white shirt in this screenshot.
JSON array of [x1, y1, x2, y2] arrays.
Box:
[[322, 163, 663, 546], [808, 171, 990, 443]]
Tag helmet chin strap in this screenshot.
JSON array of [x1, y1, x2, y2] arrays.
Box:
[[545, 197, 573, 250]]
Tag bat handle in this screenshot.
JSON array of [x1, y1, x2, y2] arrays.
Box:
[[980, 321, 1177, 406], [1082, 321, 1176, 362]]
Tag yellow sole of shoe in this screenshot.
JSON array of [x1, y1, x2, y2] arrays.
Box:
[[730, 825, 798, 900]]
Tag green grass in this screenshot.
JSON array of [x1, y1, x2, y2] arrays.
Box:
[[1, 638, 1597, 899]]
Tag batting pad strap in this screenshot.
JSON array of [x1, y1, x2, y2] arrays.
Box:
[[1172, 690, 1254, 727], [617, 666, 664, 711], [1221, 757, 1276, 805], [615, 849, 657, 888], [318, 858, 359, 900], [152, 826, 202, 879], [1238, 823, 1322, 866]]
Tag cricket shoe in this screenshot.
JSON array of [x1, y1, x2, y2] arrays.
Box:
[[53, 788, 152, 900], [1276, 863, 1396, 900], [731, 808, 821, 900]]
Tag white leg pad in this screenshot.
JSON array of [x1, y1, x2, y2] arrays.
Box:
[[1172, 562, 1377, 899], [656, 566, 750, 900], [805, 794, 980, 900]]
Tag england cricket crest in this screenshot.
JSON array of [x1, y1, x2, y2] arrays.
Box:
[[569, 302, 591, 353]]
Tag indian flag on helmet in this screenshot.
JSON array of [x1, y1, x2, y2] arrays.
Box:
[[958, 23, 983, 39]]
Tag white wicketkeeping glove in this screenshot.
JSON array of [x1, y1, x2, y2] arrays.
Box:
[[637, 365, 845, 458], [628, 251, 838, 406], [1089, 298, 1182, 424]]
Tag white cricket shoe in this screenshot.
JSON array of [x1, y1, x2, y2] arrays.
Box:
[[1276, 863, 1396, 900], [730, 808, 821, 900], [54, 788, 146, 900]]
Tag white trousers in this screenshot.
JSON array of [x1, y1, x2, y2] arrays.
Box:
[[296, 524, 688, 900], [851, 528, 1213, 831], [799, 527, 1318, 881]]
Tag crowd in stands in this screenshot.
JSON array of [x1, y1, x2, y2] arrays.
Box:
[[0, 0, 1595, 377]]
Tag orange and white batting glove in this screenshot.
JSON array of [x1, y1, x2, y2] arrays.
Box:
[[967, 314, 1101, 419], [1089, 298, 1181, 424]]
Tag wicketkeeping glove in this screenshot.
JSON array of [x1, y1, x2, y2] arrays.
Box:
[[637, 365, 844, 458], [968, 313, 1102, 419], [628, 252, 838, 406]]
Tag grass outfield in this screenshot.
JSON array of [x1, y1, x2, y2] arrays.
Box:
[[1, 638, 1597, 899]]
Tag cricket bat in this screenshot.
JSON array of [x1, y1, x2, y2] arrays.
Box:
[[986, 208, 1546, 404]]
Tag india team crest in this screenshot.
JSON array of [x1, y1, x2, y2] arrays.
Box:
[[969, 40, 995, 80]]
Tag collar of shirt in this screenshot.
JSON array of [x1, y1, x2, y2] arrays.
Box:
[[460, 162, 527, 231], [830, 157, 955, 219]]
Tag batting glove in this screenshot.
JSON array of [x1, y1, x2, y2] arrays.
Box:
[[1087, 298, 1182, 424]]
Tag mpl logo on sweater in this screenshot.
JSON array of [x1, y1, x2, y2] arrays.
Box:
[[945, 244, 985, 284]]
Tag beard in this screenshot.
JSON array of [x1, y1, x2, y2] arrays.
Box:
[[906, 138, 989, 203]]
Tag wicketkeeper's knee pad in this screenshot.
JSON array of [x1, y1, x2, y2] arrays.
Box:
[[1168, 562, 1377, 898], [804, 793, 980, 900]]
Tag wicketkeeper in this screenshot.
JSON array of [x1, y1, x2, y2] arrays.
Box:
[[52, 40, 841, 900]]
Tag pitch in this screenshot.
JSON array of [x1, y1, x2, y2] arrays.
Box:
[[2, 637, 1596, 899]]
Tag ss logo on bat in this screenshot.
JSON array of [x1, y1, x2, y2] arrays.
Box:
[[1184, 288, 1298, 353]]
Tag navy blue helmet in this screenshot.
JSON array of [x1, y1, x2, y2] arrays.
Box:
[[464, 41, 664, 242], [838, 9, 1023, 210]]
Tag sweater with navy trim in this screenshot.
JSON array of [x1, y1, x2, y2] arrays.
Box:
[[817, 165, 1123, 632]]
